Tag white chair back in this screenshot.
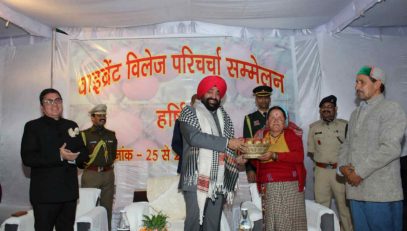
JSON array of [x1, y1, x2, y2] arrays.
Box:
[[305, 200, 340, 231], [76, 188, 101, 218]]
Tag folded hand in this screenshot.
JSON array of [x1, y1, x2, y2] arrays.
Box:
[[59, 143, 80, 161]]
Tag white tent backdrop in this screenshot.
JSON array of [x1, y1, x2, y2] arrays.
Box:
[[0, 41, 52, 220], [0, 21, 406, 228]]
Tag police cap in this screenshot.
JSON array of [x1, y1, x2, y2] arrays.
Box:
[[253, 85, 272, 97], [319, 95, 337, 108], [89, 104, 107, 115]]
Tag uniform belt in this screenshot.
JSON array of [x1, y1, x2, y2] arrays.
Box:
[[316, 162, 337, 169], [86, 165, 113, 172]]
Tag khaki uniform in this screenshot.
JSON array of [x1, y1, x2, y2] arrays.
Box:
[[81, 126, 117, 230], [308, 119, 353, 231]]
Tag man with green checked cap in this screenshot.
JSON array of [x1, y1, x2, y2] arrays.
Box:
[[338, 65, 406, 231], [81, 104, 117, 230]]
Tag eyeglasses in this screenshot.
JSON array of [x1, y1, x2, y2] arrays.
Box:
[[43, 98, 63, 105]]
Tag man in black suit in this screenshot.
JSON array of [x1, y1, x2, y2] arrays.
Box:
[[171, 94, 196, 174], [21, 88, 88, 231]]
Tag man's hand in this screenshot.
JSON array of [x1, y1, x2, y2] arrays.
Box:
[[339, 165, 354, 177], [236, 155, 248, 165], [347, 171, 363, 186], [246, 170, 256, 183], [228, 138, 247, 153], [340, 164, 363, 186], [60, 143, 80, 161]]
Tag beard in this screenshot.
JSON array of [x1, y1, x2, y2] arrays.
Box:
[[202, 97, 221, 111]]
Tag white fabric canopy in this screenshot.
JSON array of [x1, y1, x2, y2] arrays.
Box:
[[1, 0, 406, 40]]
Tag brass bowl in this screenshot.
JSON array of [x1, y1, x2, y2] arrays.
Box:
[[242, 143, 270, 159]]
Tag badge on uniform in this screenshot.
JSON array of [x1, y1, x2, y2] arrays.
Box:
[[254, 120, 260, 126]]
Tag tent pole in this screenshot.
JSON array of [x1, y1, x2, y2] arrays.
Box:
[[50, 28, 56, 87]]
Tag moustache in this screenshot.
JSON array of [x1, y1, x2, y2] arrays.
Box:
[[208, 98, 219, 103]]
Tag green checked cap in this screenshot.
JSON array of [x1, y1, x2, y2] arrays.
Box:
[[357, 66, 386, 84]]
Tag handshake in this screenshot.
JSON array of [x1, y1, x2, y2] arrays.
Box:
[[227, 137, 247, 153], [226, 138, 248, 165]]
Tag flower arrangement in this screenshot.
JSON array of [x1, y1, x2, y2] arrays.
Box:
[[139, 211, 168, 231], [68, 127, 80, 137]]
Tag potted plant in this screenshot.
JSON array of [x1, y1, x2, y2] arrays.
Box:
[[140, 211, 169, 231]]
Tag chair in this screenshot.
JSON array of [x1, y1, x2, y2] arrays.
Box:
[[124, 175, 231, 231], [305, 200, 340, 231], [241, 183, 340, 231], [0, 188, 108, 231]]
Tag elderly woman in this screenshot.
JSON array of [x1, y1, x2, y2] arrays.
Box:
[[250, 106, 307, 231]]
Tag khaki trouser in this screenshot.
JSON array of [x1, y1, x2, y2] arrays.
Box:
[[314, 167, 353, 231], [81, 169, 115, 231]]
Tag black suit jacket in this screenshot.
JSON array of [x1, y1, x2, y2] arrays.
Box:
[[21, 116, 88, 204], [243, 110, 267, 172], [171, 119, 183, 174]]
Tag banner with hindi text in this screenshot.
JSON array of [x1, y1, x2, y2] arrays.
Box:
[[68, 36, 297, 209]]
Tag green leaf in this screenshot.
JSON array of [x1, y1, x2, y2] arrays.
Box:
[[141, 211, 168, 229]]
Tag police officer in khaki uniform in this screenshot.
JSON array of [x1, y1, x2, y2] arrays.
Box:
[[243, 85, 272, 183], [81, 104, 117, 230], [307, 95, 353, 231]]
